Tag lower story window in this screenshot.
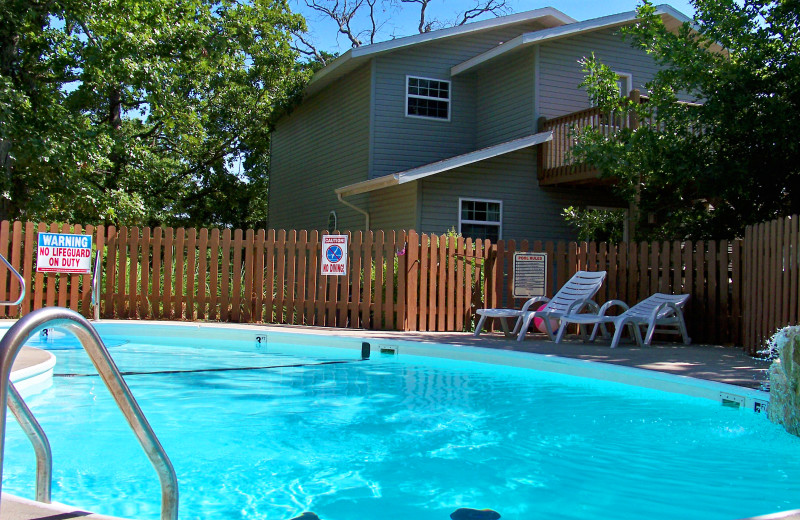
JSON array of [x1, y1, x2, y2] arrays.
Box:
[[459, 198, 502, 241]]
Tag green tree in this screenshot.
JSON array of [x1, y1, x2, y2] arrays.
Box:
[[1, 0, 310, 228], [573, 0, 800, 241]]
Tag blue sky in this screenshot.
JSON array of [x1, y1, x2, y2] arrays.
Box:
[[292, 0, 696, 55]]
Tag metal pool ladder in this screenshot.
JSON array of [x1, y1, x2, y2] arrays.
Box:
[[0, 254, 178, 520]]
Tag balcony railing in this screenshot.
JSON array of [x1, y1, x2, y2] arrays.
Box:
[[538, 90, 645, 186]]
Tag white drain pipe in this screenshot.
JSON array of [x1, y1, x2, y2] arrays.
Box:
[[336, 192, 370, 232]]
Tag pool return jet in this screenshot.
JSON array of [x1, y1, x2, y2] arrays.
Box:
[[0, 253, 179, 520]]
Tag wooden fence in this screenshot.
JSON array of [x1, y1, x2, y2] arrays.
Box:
[[743, 215, 800, 354], [0, 220, 781, 354]]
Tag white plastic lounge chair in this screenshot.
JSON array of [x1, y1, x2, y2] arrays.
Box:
[[474, 270, 607, 341], [554, 293, 691, 348]]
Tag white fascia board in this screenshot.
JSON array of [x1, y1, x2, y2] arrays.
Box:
[[335, 174, 400, 197], [452, 5, 689, 76], [307, 7, 575, 94], [335, 131, 552, 197], [306, 49, 356, 90], [397, 132, 552, 183]]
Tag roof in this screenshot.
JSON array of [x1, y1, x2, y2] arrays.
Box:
[[452, 5, 691, 76], [304, 7, 576, 98], [335, 132, 553, 197]]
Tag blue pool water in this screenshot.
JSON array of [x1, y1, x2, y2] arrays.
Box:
[[3, 331, 800, 520]]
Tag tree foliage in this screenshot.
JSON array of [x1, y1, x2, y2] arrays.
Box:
[[1, 0, 310, 228], [573, 0, 800, 241], [562, 206, 625, 243]]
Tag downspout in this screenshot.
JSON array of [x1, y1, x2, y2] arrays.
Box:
[[337, 192, 370, 232]]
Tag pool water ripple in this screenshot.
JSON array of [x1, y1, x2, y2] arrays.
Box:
[[2, 337, 799, 520]]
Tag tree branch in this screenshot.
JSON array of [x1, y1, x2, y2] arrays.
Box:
[[400, 0, 436, 33], [457, 0, 510, 26], [133, 121, 163, 140], [291, 30, 327, 65], [305, 0, 365, 47]]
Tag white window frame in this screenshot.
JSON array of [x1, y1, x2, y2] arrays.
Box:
[[615, 72, 633, 98], [405, 75, 451, 121], [458, 197, 503, 240]]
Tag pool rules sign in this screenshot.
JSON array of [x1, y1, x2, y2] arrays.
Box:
[[321, 234, 348, 276], [37, 233, 93, 274], [512, 252, 547, 298]]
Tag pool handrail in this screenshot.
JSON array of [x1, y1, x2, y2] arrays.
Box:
[[7, 381, 51, 502], [0, 307, 179, 520], [0, 253, 25, 306], [91, 250, 101, 320]]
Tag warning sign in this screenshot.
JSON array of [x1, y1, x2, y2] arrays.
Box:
[[36, 233, 93, 274], [321, 234, 348, 276], [513, 253, 547, 298]]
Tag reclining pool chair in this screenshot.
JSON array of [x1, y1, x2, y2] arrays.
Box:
[[474, 270, 607, 342], [554, 293, 691, 348]]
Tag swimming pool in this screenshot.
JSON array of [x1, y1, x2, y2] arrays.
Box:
[[2, 322, 797, 520]]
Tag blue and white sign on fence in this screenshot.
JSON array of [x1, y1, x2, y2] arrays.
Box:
[[37, 233, 93, 274], [321, 234, 348, 276]]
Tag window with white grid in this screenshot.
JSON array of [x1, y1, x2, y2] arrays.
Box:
[[406, 76, 450, 120]]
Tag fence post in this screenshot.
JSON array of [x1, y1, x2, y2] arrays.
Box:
[[404, 230, 418, 331]]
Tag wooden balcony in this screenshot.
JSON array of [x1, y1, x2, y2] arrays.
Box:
[[537, 91, 644, 186]]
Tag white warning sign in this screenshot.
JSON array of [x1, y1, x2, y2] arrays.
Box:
[[321, 234, 348, 276], [37, 233, 93, 274]]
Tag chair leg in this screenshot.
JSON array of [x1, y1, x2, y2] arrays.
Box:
[[589, 323, 602, 342], [644, 321, 658, 345], [632, 323, 645, 347], [473, 314, 488, 337], [516, 313, 535, 342], [610, 321, 626, 348], [677, 315, 691, 345], [511, 315, 523, 335], [598, 323, 611, 339], [555, 320, 569, 343], [542, 316, 557, 341]]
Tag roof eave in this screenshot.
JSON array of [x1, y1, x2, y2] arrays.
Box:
[[304, 7, 576, 98], [452, 5, 691, 76]]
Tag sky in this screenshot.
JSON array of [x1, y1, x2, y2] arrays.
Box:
[[292, 0, 697, 55]]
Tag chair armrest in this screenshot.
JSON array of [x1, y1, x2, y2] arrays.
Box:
[[520, 296, 550, 313], [564, 298, 600, 315], [649, 301, 682, 322], [597, 299, 630, 316]]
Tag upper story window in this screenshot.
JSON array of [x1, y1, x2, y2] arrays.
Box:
[[615, 72, 632, 98], [406, 76, 450, 120], [459, 198, 502, 241]]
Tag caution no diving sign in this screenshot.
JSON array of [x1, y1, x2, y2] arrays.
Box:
[[321, 234, 348, 276]]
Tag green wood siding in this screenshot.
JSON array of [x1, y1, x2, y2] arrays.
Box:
[[269, 64, 372, 230], [419, 148, 620, 241], [475, 48, 536, 148], [538, 27, 661, 119]]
